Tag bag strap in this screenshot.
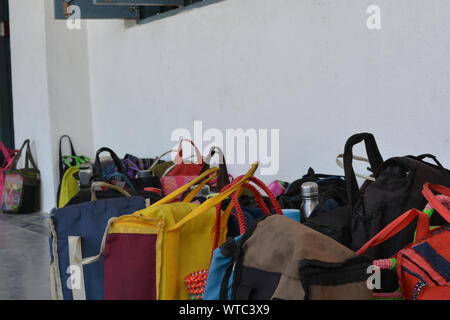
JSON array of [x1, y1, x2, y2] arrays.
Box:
[[59, 135, 77, 180], [93, 147, 125, 178], [90, 181, 131, 201], [9, 139, 37, 171], [153, 167, 220, 206], [413, 154, 444, 169], [107, 172, 136, 191], [343, 133, 384, 207], [205, 146, 231, 192], [0, 141, 15, 167], [336, 154, 376, 182], [149, 150, 176, 171], [24, 145, 38, 170], [182, 172, 220, 203], [210, 175, 284, 259], [166, 163, 259, 232], [422, 183, 450, 224], [230, 177, 283, 234], [357, 209, 430, 255], [210, 180, 272, 255], [174, 139, 203, 165]]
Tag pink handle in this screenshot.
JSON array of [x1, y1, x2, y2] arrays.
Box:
[[0, 141, 16, 166], [0, 142, 18, 209], [175, 139, 203, 165], [422, 183, 450, 224]]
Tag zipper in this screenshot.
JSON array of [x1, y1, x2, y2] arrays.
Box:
[[413, 281, 427, 300]]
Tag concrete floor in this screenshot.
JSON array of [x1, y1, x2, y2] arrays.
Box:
[[0, 212, 52, 300]]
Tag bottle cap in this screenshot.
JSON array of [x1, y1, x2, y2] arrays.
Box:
[[301, 182, 319, 197]]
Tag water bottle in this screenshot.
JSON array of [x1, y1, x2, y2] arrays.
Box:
[[300, 182, 320, 220]]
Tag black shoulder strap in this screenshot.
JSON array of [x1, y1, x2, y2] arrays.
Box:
[[343, 133, 383, 207], [59, 135, 76, 180]]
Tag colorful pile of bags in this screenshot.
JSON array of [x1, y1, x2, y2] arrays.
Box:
[[4, 132, 450, 300]]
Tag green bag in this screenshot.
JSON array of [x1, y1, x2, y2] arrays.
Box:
[[57, 135, 90, 207], [58, 166, 80, 208], [149, 150, 175, 178]]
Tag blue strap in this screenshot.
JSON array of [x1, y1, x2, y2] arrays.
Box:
[[413, 241, 450, 282]]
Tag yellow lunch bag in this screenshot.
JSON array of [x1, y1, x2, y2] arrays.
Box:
[[81, 163, 258, 300]]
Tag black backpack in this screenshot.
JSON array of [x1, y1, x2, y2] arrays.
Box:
[[277, 168, 348, 215], [304, 133, 450, 261]]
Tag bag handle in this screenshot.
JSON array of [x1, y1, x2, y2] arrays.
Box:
[[231, 177, 284, 234], [182, 171, 220, 203], [343, 133, 383, 207], [107, 172, 136, 191], [205, 146, 231, 192], [9, 139, 37, 171], [148, 150, 177, 171], [357, 209, 430, 255], [25, 143, 38, 170], [211, 175, 284, 252], [414, 154, 444, 169], [59, 135, 77, 180], [0, 141, 16, 167], [152, 167, 220, 206], [174, 139, 203, 165], [93, 147, 125, 178], [336, 154, 376, 182], [422, 183, 450, 224], [210, 180, 272, 254], [166, 163, 259, 232], [90, 181, 131, 201]]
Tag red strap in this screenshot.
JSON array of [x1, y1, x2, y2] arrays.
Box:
[[211, 175, 284, 253], [174, 139, 203, 165], [247, 176, 284, 216], [357, 209, 430, 255], [422, 183, 450, 223], [212, 175, 245, 252]]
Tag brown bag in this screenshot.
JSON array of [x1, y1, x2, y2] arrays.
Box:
[[227, 215, 374, 300]]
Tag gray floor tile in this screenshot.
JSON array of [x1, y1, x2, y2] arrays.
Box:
[[0, 213, 51, 300]]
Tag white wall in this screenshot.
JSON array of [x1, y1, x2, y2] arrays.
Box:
[[9, 0, 55, 212], [9, 0, 450, 210], [85, 0, 450, 182], [44, 0, 95, 200], [9, 0, 94, 212]]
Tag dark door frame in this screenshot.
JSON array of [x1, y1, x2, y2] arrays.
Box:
[[0, 0, 14, 149]]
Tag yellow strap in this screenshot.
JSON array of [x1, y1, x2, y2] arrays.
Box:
[[182, 173, 217, 203], [150, 167, 219, 207], [167, 162, 259, 232]]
